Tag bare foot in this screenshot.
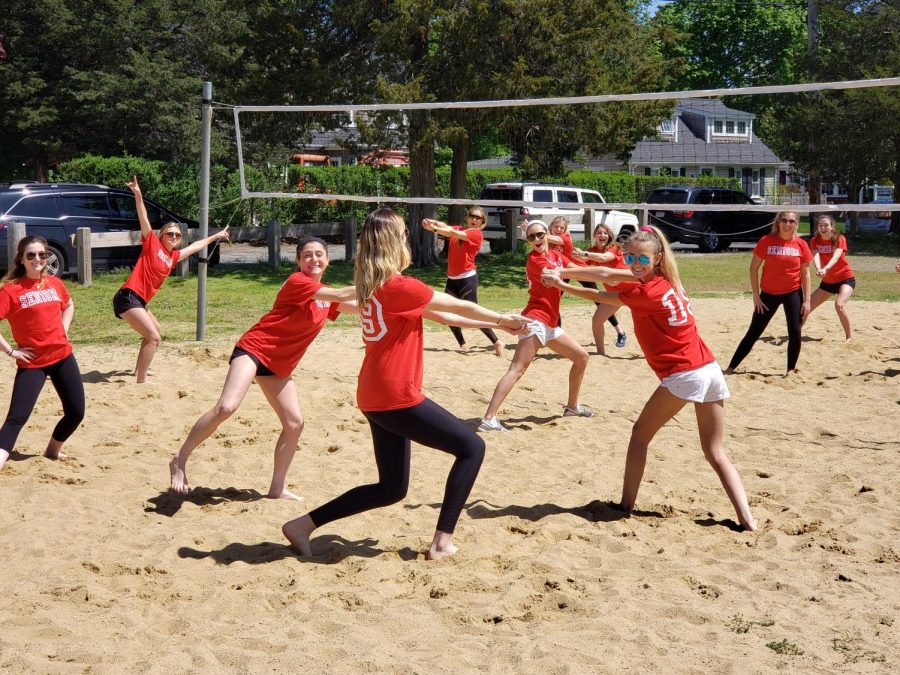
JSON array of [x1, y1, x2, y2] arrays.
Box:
[[267, 488, 305, 502], [282, 515, 315, 556], [742, 516, 758, 532], [723, 367, 735, 375], [0, 449, 9, 471], [456, 344, 469, 354], [844, 336, 853, 343], [169, 457, 190, 494], [492, 340, 504, 357], [44, 439, 65, 460], [594, 350, 606, 357], [426, 542, 458, 560]]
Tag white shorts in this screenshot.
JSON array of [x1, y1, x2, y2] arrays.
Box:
[[660, 361, 731, 403], [519, 318, 564, 346]]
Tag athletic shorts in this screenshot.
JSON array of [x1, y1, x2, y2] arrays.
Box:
[[113, 288, 147, 319], [229, 346, 276, 377], [660, 361, 730, 403], [818, 276, 856, 294], [519, 318, 564, 346]]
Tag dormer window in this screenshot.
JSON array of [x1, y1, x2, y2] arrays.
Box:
[[712, 118, 749, 137], [658, 119, 675, 134]]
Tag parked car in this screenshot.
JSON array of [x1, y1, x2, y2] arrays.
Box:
[[0, 182, 218, 277], [645, 186, 773, 252], [479, 182, 639, 253]]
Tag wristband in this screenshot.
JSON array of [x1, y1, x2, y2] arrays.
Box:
[[495, 315, 503, 326], [7, 346, 14, 356]]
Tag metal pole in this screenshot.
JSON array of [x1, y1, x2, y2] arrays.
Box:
[[196, 81, 212, 340]]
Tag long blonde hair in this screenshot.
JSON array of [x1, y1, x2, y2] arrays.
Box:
[[770, 211, 799, 235], [626, 225, 683, 293], [354, 208, 411, 306], [1, 236, 49, 288]]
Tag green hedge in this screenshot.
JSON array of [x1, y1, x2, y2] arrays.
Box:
[[50, 155, 742, 229]]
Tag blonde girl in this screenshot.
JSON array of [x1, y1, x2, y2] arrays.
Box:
[[541, 226, 756, 531]]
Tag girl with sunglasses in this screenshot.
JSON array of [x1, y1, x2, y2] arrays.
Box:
[[169, 237, 356, 500], [805, 214, 855, 341], [541, 226, 756, 531], [422, 207, 504, 356], [725, 211, 812, 376], [112, 176, 230, 382], [0, 236, 85, 471], [282, 209, 526, 560], [478, 220, 595, 432]]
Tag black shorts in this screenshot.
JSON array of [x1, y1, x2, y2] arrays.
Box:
[[113, 288, 147, 319], [819, 276, 856, 294], [229, 346, 276, 377]]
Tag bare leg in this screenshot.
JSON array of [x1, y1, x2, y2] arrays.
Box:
[[621, 386, 687, 510], [546, 333, 590, 410], [426, 530, 458, 560], [694, 401, 757, 531], [591, 304, 617, 356], [834, 284, 854, 341], [483, 336, 540, 419], [282, 514, 316, 557], [0, 449, 9, 471], [256, 375, 305, 501], [121, 307, 162, 383], [804, 287, 831, 326], [169, 355, 257, 494], [44, 437, 66, 460]]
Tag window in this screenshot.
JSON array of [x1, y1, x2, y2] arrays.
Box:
[[658, 119, 674, 134], [557, 190, 579, 204], [658, 167, 673, 177], [713, 120, 723, 134], [700, 167, 714, 176], [725, 121, 735, 134], [58, 195, 111, 218], [8, 195, 58, 218], [532, 189, 553, 203], [713, 118, 749, 137], [737, 121, 747, 134], [581, 192, 602, 204]]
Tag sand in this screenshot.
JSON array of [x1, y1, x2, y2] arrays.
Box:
[[0, 298, 897, 673]]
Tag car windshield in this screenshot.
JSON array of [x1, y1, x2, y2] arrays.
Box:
[[647, 190, 689, 204], [481, 187, 523, 201]]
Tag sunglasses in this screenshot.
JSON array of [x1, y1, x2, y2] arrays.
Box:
[[25, 251, 49, 261], [780, 218, 798, 224], [526, 231, 547, 242], [467, 214, 484, 221], [624, 253, 653, 265], [164, 232, 183, 240]]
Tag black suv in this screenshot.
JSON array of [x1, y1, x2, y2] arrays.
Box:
[[0, 183, 217, 276], [645, 187, 772, 252]]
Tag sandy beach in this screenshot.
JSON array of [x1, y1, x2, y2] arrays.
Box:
[[0, 297, 897, 673]]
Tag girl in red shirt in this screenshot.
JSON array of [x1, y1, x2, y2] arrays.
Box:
[[112, 176, 230, 383], [0, 236, 84, 471], [542, 226, 756, 532], [725, 212, 812, 375], [478, 220, 595, 432], [282, 209, 525, 561], [168, 238, 355, 500], [806, 214, 855, 341], [422, 206, 503, 356], [579, 222, 631, 354]]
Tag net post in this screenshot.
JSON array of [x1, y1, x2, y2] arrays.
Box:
[[584, 209, 596, 243], [6, 222, 25, 270], [75, 227, 92, 286], [502, 210, 516, 253], [267, 217, 282, 268], [196, 81, 212, 341], [343, 216, 356, 261]]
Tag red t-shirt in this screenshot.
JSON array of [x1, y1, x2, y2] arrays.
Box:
[[587, 245, 640, 292], [752, 234, 813, 295], [618, 275, 715, 379], [522, 249, 565, 327], [555, 232, 587, 267], [810, 235, 853, 284], [121, 233, 182, 302], [0, 275, 73, 368], [446, 227, 483, 278], [357, 275, 433, 412], [235, 272, 340, 378]]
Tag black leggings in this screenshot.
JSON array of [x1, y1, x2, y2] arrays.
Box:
[[728, 289, 804, 372], [444, 275, 499, 347], [309, 397, 485, 534], [0, 353, 85, 452]]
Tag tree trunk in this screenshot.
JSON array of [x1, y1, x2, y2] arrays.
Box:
[[846, 179, 860, 236], [407, 110, 438, 267], [448, 132, 470, 226], [807, 168, 821, 236], [33, 155, 49, 182], [891, 137, 900, 235]]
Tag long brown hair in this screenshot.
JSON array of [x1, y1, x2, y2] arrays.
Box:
[[1, 236, 49, 288], [591, 222, 617, 253], [354, 208, 410, 307], [814, 214, 839, 243]]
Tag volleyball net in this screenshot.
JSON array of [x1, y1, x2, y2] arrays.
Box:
[[223, 77, 900, 235]]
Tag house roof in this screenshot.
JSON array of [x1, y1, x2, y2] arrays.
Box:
[[675, 99, 755, 119], [630, 118, 785, 166]]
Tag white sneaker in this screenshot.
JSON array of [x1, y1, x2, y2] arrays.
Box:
[[563, 404, 594, 418], [477, 416, 509, 432]]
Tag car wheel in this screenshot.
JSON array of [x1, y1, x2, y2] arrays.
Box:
[[699, 227, 722, 253], [616, 226, 635, 245], [45, 244, 66, 277]]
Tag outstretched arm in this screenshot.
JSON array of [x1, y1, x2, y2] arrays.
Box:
[[554, 264, 635, 285], [178, 227, 231, 259], [426, 291, 525, 331], [125, 176, 153, 238], [422, 219, 468, 241], [543, 275, 623, 307], [314, 285, 356, 303], [424, 309, 525, 334]]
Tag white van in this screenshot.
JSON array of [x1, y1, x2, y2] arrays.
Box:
[[479, 182, 638, 252]]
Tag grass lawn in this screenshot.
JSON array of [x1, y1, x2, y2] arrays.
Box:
[[65, 244, 899, 346]]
